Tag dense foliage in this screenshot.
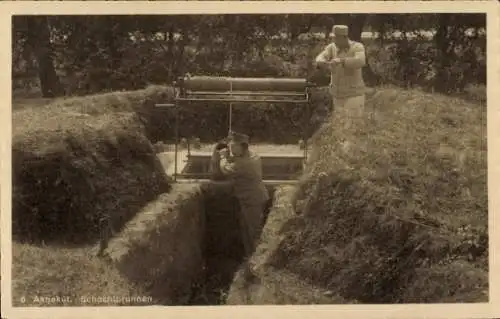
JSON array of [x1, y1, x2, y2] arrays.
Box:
[[12, 13, 486, 98]]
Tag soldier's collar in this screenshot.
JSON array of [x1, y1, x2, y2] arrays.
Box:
[[336, 40, 352, 53]]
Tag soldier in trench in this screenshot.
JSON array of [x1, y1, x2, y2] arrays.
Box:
[[210, 132, 270, 282], [314, 24, 367, 128]]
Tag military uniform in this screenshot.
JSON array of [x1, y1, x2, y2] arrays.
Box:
[[315, 25, 367, 128], [214, 132, 269, 258]]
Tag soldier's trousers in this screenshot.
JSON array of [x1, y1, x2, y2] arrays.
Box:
[[333, 94, 367, 129], [238, 201, 267, 257]]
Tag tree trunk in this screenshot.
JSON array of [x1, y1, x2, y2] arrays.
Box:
[[348, 14, 366, 42], [102, 18, 122, 90], [349, 15, 381, 86], [434, 14, 452, 93], [166, 25, 175, 81], [26, 16, 62, 98], [175, 27, 188, 78]]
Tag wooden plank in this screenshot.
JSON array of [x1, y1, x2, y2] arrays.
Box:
[[175, 179, 299, 186], [176, 97, 308, 104], [187, 151, 305, 159], [176, 173, 301, 180], [180, 76, 311, 92], [186, 91, 306, 97]]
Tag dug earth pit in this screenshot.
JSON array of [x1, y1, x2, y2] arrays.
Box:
[[105, 146, 304, 304], [190, 182, 277, 305], [105, 181, 278, 305]]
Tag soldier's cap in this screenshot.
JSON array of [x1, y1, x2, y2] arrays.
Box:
[[332, 25, 349, 37], [228, 131, 249, 144]]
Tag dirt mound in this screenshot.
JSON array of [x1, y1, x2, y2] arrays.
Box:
[[16, 84, 332, 145], [106, 184, 205, 305], [14, 85, 175, 142], [12, 91, 171, 245], [228, 87, 488, 304]]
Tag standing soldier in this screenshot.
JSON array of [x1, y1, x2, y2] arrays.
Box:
[[211, 131, 269, 282], [315, 24, 367, 127]]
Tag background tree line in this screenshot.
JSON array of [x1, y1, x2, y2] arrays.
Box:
[[12, 13, 486, 98]]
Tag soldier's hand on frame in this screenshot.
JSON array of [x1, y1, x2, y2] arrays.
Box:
[[218, 147, 230, 158], [214, 140, 228, 151]]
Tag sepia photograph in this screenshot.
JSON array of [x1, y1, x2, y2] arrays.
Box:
[[1, 1, 497, 318]]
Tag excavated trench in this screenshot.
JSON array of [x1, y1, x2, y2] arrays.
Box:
[[172, 151, 302, 305], [189, 185, 276, 305]]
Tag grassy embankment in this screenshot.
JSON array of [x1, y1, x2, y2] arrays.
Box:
[[11, 83, 487, 305], [228, 86, 488, 304], [12, 86, 174, 306]]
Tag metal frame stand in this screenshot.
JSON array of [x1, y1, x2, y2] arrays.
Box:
[[157, 75, 316, 182]]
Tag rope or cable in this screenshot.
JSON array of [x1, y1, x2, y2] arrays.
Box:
[[229, 79, 233, 135]]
